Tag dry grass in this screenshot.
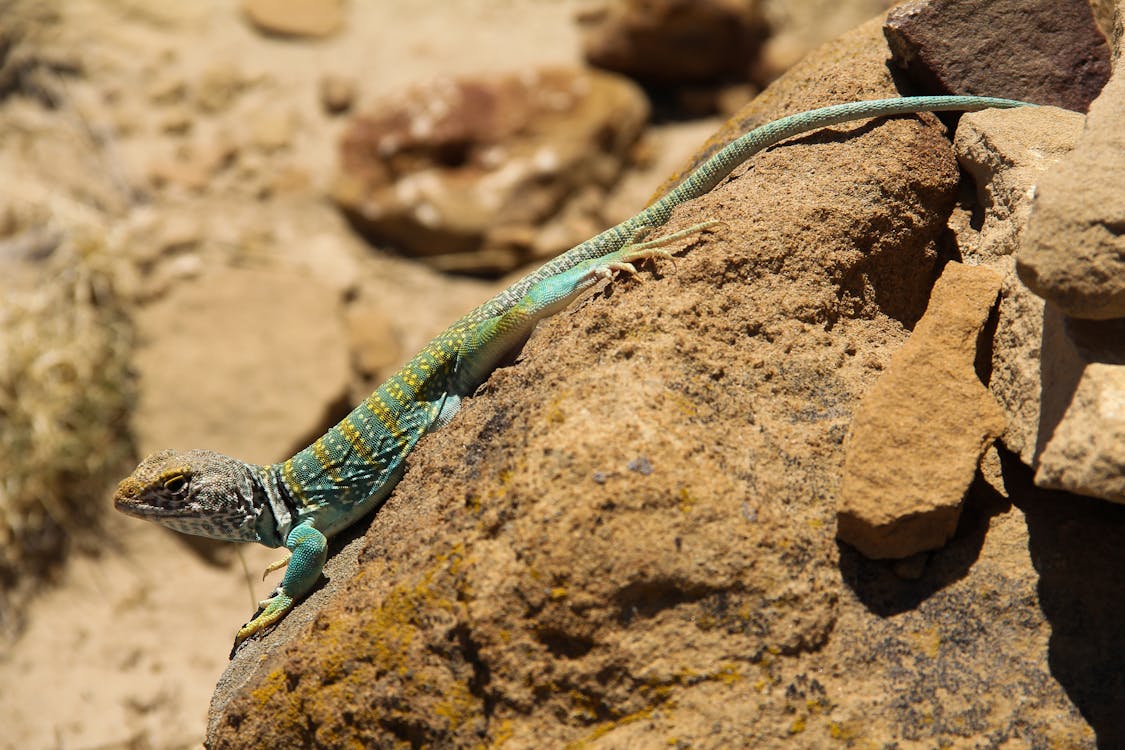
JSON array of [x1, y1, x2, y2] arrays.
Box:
[[0, 210, 134, 632]]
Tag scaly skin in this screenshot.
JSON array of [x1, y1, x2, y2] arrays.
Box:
[[112, 96, 1032, 655]]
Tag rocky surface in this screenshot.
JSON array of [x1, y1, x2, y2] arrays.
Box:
[[884, 0, 1111, 112], [1018, 59, 1125, 319], [205, 16, 1120, 749], [837, 262, 1006, 559], [4, 0, 1125, 748], [333, 68, 650, 275], [952, 104, 1125, 507]]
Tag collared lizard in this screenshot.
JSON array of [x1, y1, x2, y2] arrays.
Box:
[[113, 95, 1030, 655]]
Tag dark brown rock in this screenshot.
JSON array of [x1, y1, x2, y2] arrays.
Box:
[[332, 68, 649, 275], [578, 0, 765, 84], [884, 0, 1111, 112]]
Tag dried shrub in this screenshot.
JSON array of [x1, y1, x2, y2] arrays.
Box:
[[0, 214, 134, 630]]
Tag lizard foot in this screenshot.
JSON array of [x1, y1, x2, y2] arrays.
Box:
[[230, 588, 295, 658], [605, 220, 726, 279]]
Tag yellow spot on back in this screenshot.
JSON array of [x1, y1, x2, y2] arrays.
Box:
[[283, 459, 309, 503], [312, 437, 341, 482]]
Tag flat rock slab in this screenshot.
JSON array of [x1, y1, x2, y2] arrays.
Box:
[[241, 0, 345, 38], [884, 0, 1110, 111], [838, 262, 1006, 559], [131, 266, 350, 465]]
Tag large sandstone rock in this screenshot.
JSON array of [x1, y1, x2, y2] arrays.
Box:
[[837, 263, 1006, 559], [333, 68, 649, 275], [205, 18, 1112, 749], [884, 0, 1110, 112]]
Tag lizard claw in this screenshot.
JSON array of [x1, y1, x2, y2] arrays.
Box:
[[230, 589, 295, 658], [262, 551, 291, 580]]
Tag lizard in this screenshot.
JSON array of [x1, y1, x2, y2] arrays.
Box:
[[112, 95, 1031, 655]]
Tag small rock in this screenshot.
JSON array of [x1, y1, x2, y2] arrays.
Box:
[[194, 63, 248, 114], [319, 73, 355, 115], [1033, 312, 1125, 503], [333, 68, 649, 274], [157, 105, 192, 135], [147, 156, 209, 192], [146, 73, 187, 105], [148, 136, 237, 192], [578, 0, 764, 84], [884, 0, 1111, 112], [1018, 71, 1125, 319], [249, 107, 297, 152], [240, 0, 344, 39], [837, 263, 1007, 559]]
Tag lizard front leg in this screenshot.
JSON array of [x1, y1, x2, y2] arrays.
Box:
[[231, 522, 327, 656]]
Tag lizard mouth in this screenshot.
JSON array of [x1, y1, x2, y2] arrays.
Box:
[[113, 494, 194, 520]]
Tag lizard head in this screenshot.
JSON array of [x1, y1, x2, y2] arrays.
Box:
[[113, 449, 264, 541]]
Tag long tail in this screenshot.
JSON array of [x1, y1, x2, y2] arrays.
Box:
[[464, 95, 1031, 323]]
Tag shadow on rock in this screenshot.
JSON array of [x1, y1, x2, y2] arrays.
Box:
[[838, 472, 1010, 616], [1010, 451, 1125, 748]]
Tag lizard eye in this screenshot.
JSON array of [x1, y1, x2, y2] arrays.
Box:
[[163, 475, 188, 494]]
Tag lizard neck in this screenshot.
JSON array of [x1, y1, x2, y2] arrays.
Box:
[[255, 463, 298, 546]]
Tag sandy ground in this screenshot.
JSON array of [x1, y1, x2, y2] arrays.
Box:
[[0, 2, 722, 748]]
